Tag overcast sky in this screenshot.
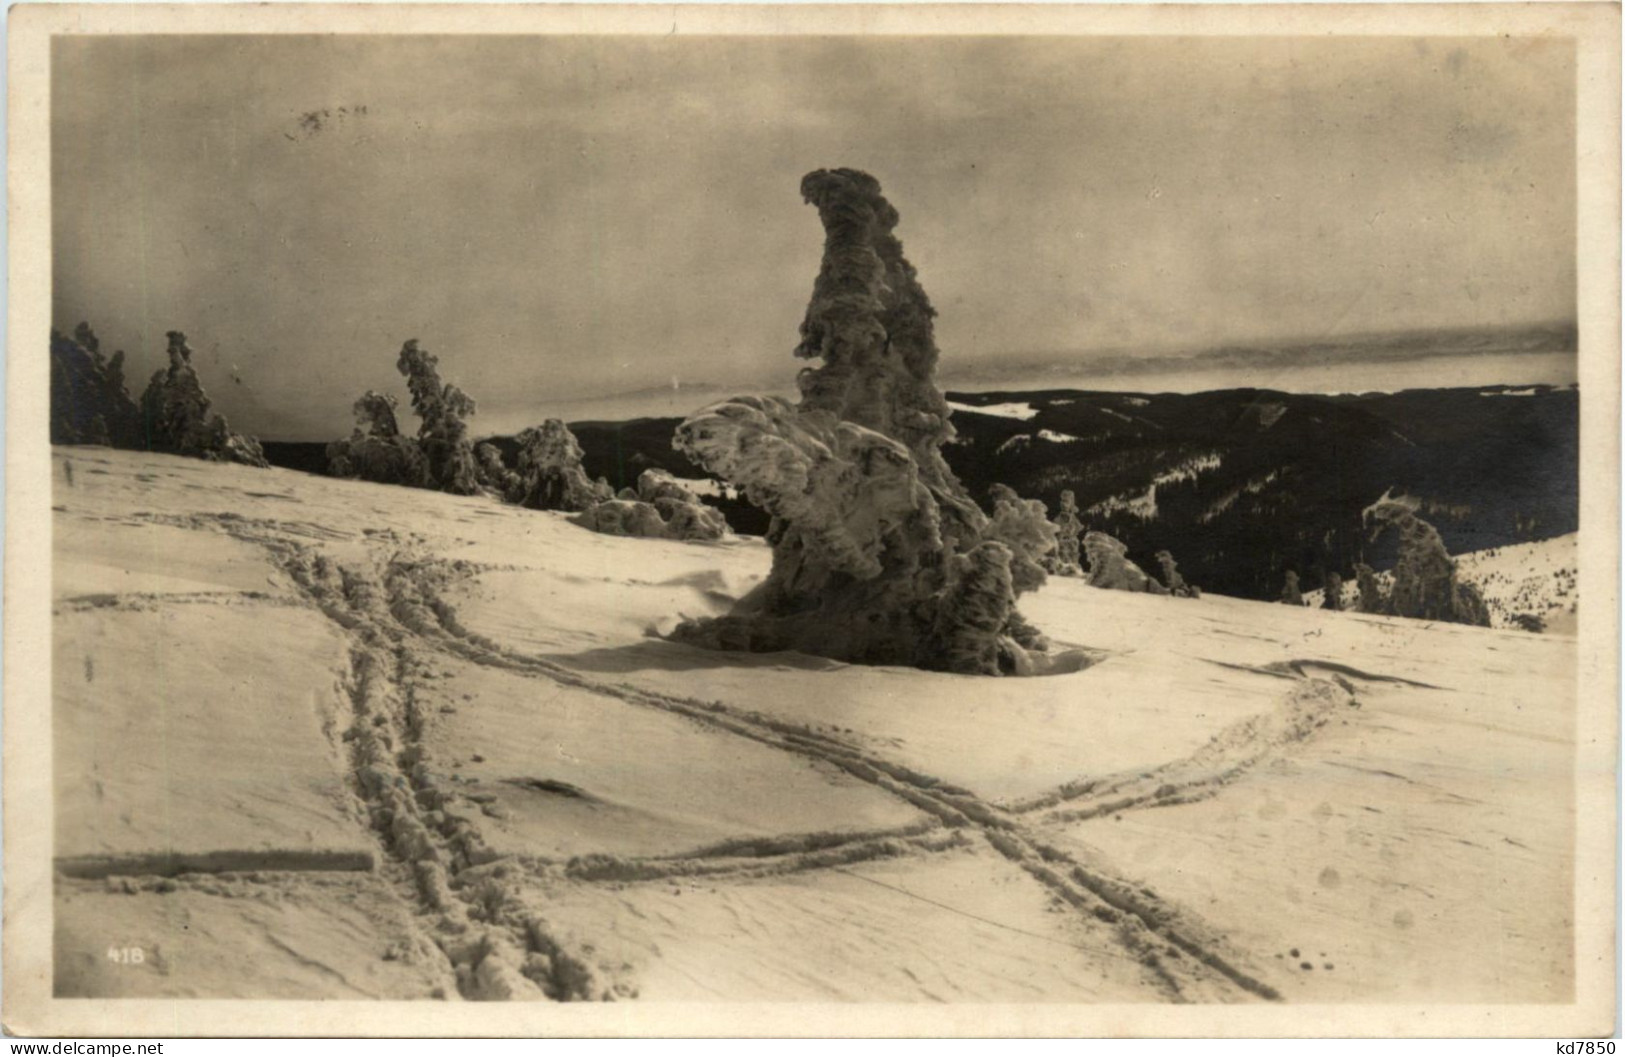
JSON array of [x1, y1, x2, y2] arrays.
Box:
[[53, 34, 1575, 439]]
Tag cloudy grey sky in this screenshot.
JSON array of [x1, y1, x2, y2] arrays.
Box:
[[53, 34, 1575, 439]]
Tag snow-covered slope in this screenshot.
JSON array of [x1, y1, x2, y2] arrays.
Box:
[[1304, 533, 1578, 634], [51, 447, 1578, 1005], [1455, 534, 1579, 633]]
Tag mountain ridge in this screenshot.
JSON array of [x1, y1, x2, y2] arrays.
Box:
[[259, 382, 1577, 604]]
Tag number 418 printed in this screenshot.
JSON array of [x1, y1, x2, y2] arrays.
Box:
[[106, 946, 145, 965]]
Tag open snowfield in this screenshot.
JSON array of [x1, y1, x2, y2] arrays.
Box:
[[1455, 534, 1580, 634], [51, 447, 1578, 1004], [1305, 534, 1579, 635]]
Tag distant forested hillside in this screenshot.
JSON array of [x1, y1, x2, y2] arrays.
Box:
[[260, 384, 1577, 603], [936, 385, 1576, 600]]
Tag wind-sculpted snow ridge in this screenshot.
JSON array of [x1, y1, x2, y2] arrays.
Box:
[[1278, 571, 1305, 606], [139, 331, 268, 467], [1048, 490, 1084, 577], [669, 169, 1052, 676], [1081, 531, 1168, 595], [1156, 550, 1200, 599], [1363, 491, 1491, 626], [570, 468, 728, 542], [50, 323, 144, 448]]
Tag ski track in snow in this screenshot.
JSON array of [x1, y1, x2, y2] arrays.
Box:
[[77, 500, 1408, 1004], [53, 450, 1571, 1006]]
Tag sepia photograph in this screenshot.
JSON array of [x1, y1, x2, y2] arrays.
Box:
[[4, 2, 1619, 1039]]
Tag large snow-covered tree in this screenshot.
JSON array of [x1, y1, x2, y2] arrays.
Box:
[[670, 169, 1053, 675], [396, 340, 480, 495], [50, 323, 143, 448], [138, 331, 267, 467], [1363, 492, 1490, 626]]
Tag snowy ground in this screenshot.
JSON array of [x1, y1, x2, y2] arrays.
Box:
[[51, 447, 1577, 1004], [1304, 534, 1578, 635], [1455, 535, 1580, 634]]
